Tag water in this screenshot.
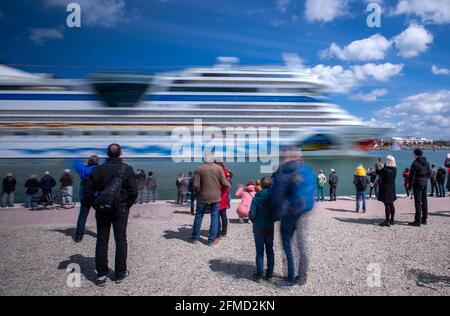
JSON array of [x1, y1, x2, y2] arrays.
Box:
[[1, 150, 448, 202]]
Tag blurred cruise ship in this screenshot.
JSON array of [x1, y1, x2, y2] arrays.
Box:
[[0, 57, 387, 158]]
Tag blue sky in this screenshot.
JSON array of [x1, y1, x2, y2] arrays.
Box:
[[0, 0, 449, 138]]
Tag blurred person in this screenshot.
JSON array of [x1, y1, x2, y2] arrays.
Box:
[[317, 170, 326, 202], [328, 169, 338, 201], [215, 161, 230, 238], [60, 169, 74, 204], [270, 147, 315, 287], [73, 155, 100, 242], [235, 181, 256, 223], [24, 175, 40, 209], [40, 171, 56, 205], [408, 148, 431, 227], [190, 151, 230, 245], [1, 172, 16, 208], [145, 171, 157, 203], [403, 168, 412, 198], [84, 143, 138, 286], [436, 167, 446, 197], [255, 179, 262, 192], [368, 168, 379, 200], [187, 172, 196, 215], [429, 164, 438, 197], [183, 172, 193, 204], [445, 154, 450, 196], [353, 164, 369, 213], [249, 177, 274, 283], [175, 172, 185, 205], [377, 156, 397, 227], [136, 169, 147, 204]]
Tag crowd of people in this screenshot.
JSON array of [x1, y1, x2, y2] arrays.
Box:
[[1, 147, 449, 289]]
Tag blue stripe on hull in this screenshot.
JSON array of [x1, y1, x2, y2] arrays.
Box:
[[0, 93, 320, 103]]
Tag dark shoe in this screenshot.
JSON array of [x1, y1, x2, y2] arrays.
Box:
[[363, 209, 366, 213], [389, 219, 395, 226], [115, 271, 129, 284], [408, 221, 421, 227], [74, 236, 83, 243], [356, 209, 359, 213], [275, 279, 297, 288], [188, 239, 198, 244], [95, 276, 107, 287], [379, 220, 390, 227], [421, 220, 427, 225], [252, 273, 264, 283], [264, 275, 273, 282]]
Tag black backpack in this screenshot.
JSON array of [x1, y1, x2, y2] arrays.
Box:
[[94, 164, 127, 213], [355, 176, 368, 191]]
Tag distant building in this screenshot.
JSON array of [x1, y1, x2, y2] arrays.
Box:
[[392, 136, 434, 146]]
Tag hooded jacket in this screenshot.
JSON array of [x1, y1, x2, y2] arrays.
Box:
[[235, 184, 256, 218], [409, 156, 431, 187], [249, 188, 274, 236]]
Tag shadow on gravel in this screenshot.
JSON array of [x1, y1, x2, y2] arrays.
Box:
[[209, 259, 255, 281], [163, 226, 210, 244], [326, 208, 358, 213], [173, 210, 193, 215], [50, 228, 97, 240], [428, 211, 450, 218], [334, 217, 410, 226], [58, 254, 98, 283], [406, 269, 450, 289]]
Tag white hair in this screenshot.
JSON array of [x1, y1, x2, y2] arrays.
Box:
[[386, 155, 396, 168], [204, 151, 214, 163]]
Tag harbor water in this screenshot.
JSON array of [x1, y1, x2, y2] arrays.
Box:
[[0, 150, 448, 203]]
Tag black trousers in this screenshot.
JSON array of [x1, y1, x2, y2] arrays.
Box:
[[430, 181, 438, 196], [217, 209, 228, 236], [95, 207, 129, 278], [413, 184, 428, 223], [330, 185, 337, 201], [384, 203, 395, 221], [437, 181, 445, 197]]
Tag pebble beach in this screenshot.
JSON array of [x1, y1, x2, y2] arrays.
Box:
[[0, 197, 449, 296]]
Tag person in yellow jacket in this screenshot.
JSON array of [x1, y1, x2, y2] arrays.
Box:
[[353, 164, 369, 213]]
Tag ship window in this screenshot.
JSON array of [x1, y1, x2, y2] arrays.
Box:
[[83, 131, 92, 136], [201, 73, 293, 78], [168, 87, 259, 93], [13, 131, 29, 136], [48, 131, 64, 136], [110, 131, 120, 135]]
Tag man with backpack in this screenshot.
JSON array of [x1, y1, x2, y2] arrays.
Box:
[[270, 147, 315, 287], [84, 144, 138, 286], [329, 169, 338, 201], [353, 164, 369, 213]]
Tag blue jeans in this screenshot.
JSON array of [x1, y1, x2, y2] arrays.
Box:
[[191, 202, 219, 243], [24, 194, 37, 208], [281, 215, 309, 283], [76, 199, 92, 239], [254, 235, 274, 277], [356, 191, 366, 211], [317, 185, 324, 201]]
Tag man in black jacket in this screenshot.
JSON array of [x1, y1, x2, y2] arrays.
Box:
[[408, 148, 431, 227], [2, 172, 17, 208], [84, 143, 138, 286], [40, 171, 56, 204]]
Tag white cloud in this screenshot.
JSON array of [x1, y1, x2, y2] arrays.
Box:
[[320, 34, 392, 61], [394, 0, 450, 24], [276, 0, 291, 13], [374, 90, 450, 138], [311, 63, 403, 94], [42, 0, 126, 28], [305, 0, 349, 23], [29, 27, 64, 45], [393, 23, 433, 58], [432, 65, 450, 76], [350, 88, 388, 102]]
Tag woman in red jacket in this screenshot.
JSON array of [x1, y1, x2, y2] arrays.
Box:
[[403, 168, 412, 199], [216, 160, 230, 238]]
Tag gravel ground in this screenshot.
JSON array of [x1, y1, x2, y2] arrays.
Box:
[[0, 197, 449, 296]]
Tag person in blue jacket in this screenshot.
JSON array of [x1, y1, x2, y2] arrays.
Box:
[[249, 177, 274, 283], [73, 155, 100, 242]]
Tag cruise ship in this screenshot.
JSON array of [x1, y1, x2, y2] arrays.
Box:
[[0, 57, 387, 159]]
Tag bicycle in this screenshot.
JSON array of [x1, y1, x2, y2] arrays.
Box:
[[38, 188, 76, 209]]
